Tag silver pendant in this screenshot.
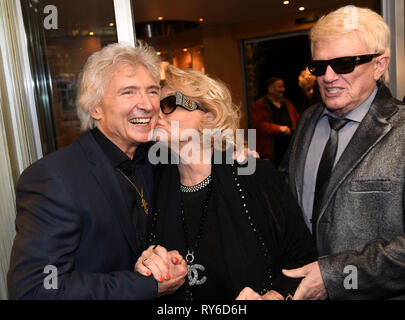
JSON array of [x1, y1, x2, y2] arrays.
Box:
[[187, 264, 207, 286], [185, 250, 207, 286]]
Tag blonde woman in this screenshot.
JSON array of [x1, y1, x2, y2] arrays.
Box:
[[136, 65, 315, 300]]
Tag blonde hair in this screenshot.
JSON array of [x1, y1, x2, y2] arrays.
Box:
[[76, 41, 161, 131], [310, 6, 390, 83], [163, 64, 241, 148]]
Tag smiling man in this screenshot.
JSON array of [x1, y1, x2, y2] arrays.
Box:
[[280, 6, 405, 299], [7, 42, 187, 299]]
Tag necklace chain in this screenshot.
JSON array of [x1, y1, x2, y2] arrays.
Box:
[[117, 168, 149, 215], [181, 179, 212, 299], [180, 181, 212, 255]]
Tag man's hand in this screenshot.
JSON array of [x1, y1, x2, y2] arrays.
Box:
[[280, 126, 291, 136], [135, 245, 187, 296], [233, 148, 260, 164], [282, 261, 328, 300], [236, 287, 284, 300]]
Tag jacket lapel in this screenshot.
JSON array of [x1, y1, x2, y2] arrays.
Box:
[[315, 85, 398, 226], [290, 104, 323, 206], [78, 131, 140, 256]]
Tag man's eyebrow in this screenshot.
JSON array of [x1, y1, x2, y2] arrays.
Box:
[[118, 85, 139, 92], [118, 85, 160, 92]]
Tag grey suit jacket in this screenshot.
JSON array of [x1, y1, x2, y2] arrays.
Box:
[[280, 84, 405, 299]]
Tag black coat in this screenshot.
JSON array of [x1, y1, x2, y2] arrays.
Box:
[[152, 155, 315, 299], [7, 131, 156, 299]]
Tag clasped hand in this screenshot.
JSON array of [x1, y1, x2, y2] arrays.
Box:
[[135, 245, 188, 297], [236, 262, 328, 300]]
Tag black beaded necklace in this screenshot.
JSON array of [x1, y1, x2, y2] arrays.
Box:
[[180, 178, 212, 300]]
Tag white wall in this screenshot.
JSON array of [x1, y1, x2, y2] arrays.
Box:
[[382, 0, 405, 100]]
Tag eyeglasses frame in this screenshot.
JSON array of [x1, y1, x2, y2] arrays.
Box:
[[307, 53, 382, 76], [160, 92, 203, 114]]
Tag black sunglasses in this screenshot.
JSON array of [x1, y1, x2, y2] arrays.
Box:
[[307, 53, 382, 76], [160, 92, 204, 115]]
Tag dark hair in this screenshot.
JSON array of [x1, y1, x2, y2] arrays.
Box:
[[266, 77, 283, 89]]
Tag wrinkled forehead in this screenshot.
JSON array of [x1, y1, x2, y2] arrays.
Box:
[[104, 62, 160, 90]]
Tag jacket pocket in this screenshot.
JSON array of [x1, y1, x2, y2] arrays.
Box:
[[349, 179, 392, 193]]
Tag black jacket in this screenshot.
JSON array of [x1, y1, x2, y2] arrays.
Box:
[[8, 131, 156, 299]]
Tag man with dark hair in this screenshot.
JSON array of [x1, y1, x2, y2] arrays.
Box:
[[250, 77, 299, 167]]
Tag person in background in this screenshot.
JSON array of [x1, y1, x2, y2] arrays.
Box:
[[250, 77, 299, 167], [295, 67, 321, 114], [279, 6, 405, 299], [135, 65, 315, 300], [7, 42, 187, 299]]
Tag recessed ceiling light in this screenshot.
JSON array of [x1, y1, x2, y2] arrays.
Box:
[[299, 7, 305, 11], [283, 1, 290, 4], [158, 16, 163, 20]]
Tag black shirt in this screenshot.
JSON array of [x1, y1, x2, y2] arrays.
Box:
[[179, 185, 234, 300], [91, 128, 150, 251]]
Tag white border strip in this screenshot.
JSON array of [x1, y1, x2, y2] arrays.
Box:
[[113, 0, 136, 47], [382, 0, 405, 99], [394, 0, 404, 100], [15, 0, 43, 159]]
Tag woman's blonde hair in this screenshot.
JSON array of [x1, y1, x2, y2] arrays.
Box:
[[163, 64, 241, 148], [76, 41, 161, 131], [310, 6, 390, 83]]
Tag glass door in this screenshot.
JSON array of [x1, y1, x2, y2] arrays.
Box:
[[20, 0, 127, 155]]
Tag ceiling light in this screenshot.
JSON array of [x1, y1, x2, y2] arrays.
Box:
[[283, 1, 290, 4], [89, 31, 95, 36], [299, 7, 305, 11], [157, 16, 163, 20], [157, 52, 161, 56], [183, 48, 188, 52], [109, 22, 114, 27], [199, 18, 204, 22]]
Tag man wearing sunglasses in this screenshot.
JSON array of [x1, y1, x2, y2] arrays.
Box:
[[280, 6, 405, 299]]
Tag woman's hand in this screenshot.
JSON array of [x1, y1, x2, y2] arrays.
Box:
[[135, 245, 188, 297], [135, 245, 183, 282], [236, 287, 285, 300]]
